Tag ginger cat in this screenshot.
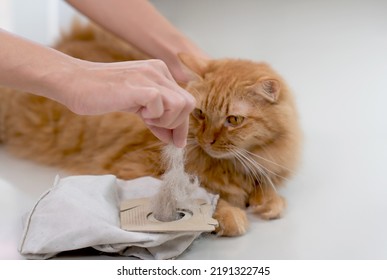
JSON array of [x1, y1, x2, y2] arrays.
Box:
[[0, 24, 301, 236]]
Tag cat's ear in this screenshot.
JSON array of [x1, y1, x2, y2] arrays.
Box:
[[253, 77, 281, 103], [178, 53, 209, 80]]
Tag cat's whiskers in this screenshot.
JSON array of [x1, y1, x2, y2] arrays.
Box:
[[244, 147, 294, 174], [185, 137, 199, 154], [184, 138, 282, 195], [227, 148, 265, 195], [228, 147, 279, 194], [237, 151, 276, 194], [233, 149, 265, 182], [186, 137, 198, 145], [229, 150, 256, 184], [186, 137, 199, 148], [238, 149, 290, 182]]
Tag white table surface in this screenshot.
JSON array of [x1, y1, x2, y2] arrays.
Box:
[[1, 0, 387, 259]]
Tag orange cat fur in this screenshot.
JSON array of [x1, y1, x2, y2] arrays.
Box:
[[0, 24, 301, 236]]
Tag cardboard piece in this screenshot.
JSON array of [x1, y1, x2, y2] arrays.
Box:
[[120, 198, 218, 232]]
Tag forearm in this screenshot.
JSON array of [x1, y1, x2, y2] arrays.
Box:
[[0, 28, 195, 147], [66, 0, 207, 81], [0, 29, 78, 104]]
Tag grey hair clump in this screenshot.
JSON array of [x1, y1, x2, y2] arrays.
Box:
[[151, 144, 199, 222]]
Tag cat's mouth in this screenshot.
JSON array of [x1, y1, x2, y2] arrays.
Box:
[[200, 145, 233, 159]]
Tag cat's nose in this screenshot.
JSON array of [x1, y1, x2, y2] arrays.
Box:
[[202, 138, 216, 146], [201, 130, 219, 145]]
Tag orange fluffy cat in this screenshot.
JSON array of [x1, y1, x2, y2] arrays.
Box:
[[0, 24, 301, 236]]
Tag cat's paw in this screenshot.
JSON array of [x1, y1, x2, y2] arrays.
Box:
[[213, 204, 249, 237], [249, 194, 286, 220]]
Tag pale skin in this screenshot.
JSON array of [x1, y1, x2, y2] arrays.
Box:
[[0, 0, 208, 148]]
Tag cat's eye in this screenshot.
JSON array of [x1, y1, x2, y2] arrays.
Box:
[[225, 115, 245, 127], [192, 108, 205, 120]]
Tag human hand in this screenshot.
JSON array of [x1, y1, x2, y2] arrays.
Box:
[[60, 59, 196, 148]]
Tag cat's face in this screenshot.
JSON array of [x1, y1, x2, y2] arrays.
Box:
[[180, 55, 293, 159]]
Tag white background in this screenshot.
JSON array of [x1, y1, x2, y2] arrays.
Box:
[[1, 0, 387, 259]]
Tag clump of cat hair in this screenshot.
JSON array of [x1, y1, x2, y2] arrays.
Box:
[[151, 144, 200, 222]]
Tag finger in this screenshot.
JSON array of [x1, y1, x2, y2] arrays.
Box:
[[150, 59, 175, 81], [140, 59, 176, 87], [171, 119, 190, 148], [147, 125, 173, 145], [163, 95, 195, 129], [145, 89, 195, 129], [140, 91, 164, 119], [144, 109, 177, 129]]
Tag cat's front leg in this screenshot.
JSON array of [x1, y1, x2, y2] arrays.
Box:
[[248, 183, 286, 220], [213, 198, 249, 237]]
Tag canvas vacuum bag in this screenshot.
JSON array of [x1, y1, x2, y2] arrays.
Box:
[[18, 175, 218, 260]]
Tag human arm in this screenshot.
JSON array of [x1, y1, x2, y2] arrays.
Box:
[[66, 0, 208, 83], [0, 29, 195, 147]]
